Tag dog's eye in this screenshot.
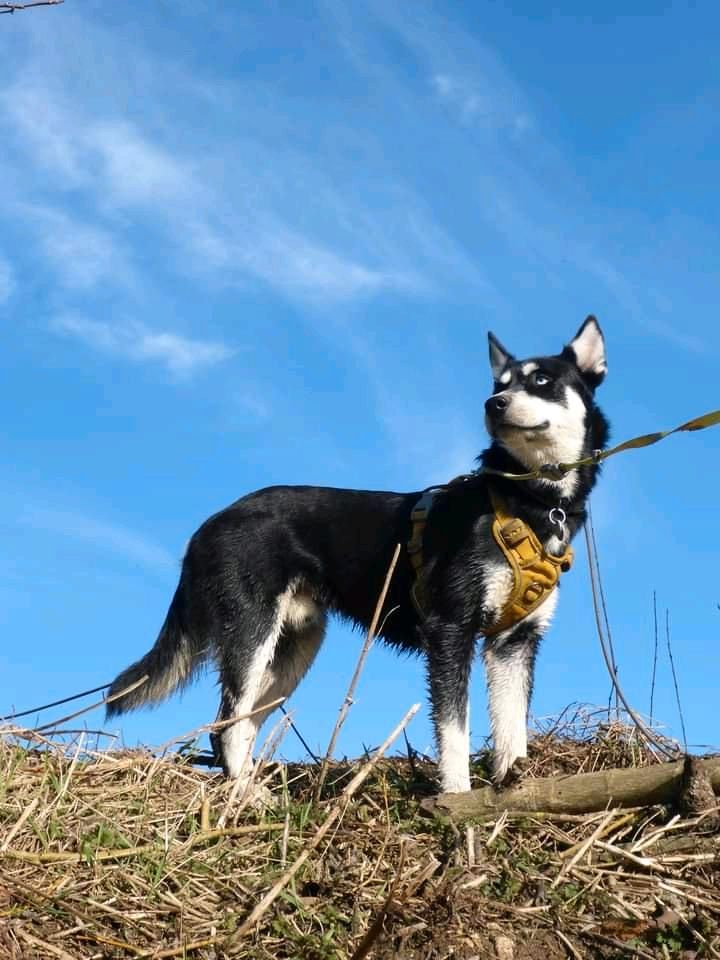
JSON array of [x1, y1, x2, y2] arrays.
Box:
[[532, 372, 552, 387]]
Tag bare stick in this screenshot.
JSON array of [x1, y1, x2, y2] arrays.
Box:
[[650, 590, 659, 721], [154, 697, 286, 753], [0, 0, 63, 13], [583, 523, 678, 760], [33, 675, 149, 731], [350, 839, 407, 960], [230, 701, 420, 944], [588, 504, 618, 717], [314, 543, 401, 801], [665, 608, 688, 752]]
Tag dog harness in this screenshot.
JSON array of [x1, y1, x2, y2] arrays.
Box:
[[407, 486, 574, 635]]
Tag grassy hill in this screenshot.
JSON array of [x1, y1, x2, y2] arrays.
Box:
[[1, 712, 718, 959]]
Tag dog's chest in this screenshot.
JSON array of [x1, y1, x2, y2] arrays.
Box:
[[475, 516, 564, 630]]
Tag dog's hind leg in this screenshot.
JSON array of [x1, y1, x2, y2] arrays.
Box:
[[216, 589, 325, 782], [245, 600, 327, 733], [482, 625, 541, 785]]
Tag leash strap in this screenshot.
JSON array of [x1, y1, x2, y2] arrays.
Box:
[[482, 408, 720, 482]]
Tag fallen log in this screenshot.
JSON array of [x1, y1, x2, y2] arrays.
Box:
[[423, 756, 720, 820]]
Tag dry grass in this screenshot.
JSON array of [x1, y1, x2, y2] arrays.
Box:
[[1, 707, 718, 960]]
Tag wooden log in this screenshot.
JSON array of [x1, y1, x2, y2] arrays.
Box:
[[423, 757, 720, 820]]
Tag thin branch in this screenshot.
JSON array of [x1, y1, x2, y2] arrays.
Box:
[[650, 590, 659, 721], [0, 0, 64, 14], [314, 543, 401, 801], [588, 503, 619, 717], [230, 701, 420, 944], [583, 522, 678, 760], [665, 608, 688, 752], [33, 675, 149, 731]]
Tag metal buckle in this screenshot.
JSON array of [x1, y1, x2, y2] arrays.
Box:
[[548, 506, 568, 541]]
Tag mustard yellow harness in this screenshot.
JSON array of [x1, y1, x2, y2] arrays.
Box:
[[408, 487, 573, 636]]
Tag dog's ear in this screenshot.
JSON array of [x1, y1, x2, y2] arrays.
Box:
[[562, 315, 607, 389], [488, 332, 515, 382]]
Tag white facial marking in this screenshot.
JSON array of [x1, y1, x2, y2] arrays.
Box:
[[521, 361, 538, 376], [489, 384, 587, 498], [569, 321, 607, 377], [437, 707, 471, 793], [499, 369, 512, 385]]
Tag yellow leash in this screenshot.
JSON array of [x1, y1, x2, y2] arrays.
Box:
[[481, 408, 720, 482], [408, 407, 720, 629]]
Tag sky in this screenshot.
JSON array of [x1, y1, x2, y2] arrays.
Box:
[[2, 0, 719, 769]]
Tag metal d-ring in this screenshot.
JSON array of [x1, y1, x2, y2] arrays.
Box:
[[548, 506, 567, 540]]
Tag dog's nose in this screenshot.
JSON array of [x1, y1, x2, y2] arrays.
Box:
[[485, 394, 509, 417]]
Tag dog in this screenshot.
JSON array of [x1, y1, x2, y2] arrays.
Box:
[[107, 316, 609, 794]]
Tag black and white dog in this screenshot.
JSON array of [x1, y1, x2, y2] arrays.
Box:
[[107, 317, 609, 793]]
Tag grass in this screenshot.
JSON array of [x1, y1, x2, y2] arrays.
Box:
[[0, 706, 718, 959]]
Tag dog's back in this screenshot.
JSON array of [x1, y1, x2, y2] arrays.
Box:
[[107, 317, 609, 795]]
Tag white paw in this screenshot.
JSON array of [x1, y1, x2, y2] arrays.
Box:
[[440, 771, 472, 794], [493, 749, 526, 786]]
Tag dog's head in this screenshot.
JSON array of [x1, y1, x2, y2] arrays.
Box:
[[484, 316, 607, 472]]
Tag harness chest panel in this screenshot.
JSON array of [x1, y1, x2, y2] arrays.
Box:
[[407, 487, 573, 635], [486, 490, 573, 635]]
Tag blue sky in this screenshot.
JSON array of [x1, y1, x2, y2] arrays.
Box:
[[2, 0, 719, 766]]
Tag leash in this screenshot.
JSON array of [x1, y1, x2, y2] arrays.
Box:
[[481, 408, 720, 482], [408, 408, 720, 628], [583, 514, 680, 760]]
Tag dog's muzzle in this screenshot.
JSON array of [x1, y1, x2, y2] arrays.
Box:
[[484, 395, 549, 433]]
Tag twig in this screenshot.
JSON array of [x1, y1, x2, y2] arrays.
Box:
[[15, 929, 77, 960], [154, 697, 286, 753], [665, 608, 688, 752], [0, 796, 39, 852], [314, 543, 401, 801], [350, 839, 407, 960], [583, 522, 678, 759], [230, 701, 420, 944], [1, 822, 286, 864], [555, 929, 583, 960], [650, 590, 659, 721], [588, 504, 619, 717], [551, 811, 616, 888], [34, 675, 149, 731], [0, 0, 63, 13]]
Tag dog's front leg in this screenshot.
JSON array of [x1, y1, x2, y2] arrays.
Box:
[[426, 622, 475, 794], [482, 624, 541, 785]]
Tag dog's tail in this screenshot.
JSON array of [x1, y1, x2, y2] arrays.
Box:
[[106, 586, 205, 717]]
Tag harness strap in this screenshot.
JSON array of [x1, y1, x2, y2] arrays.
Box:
[[407, 489, 438, 618], [407, 487, 574, 633], [485, 489, 573, 636]]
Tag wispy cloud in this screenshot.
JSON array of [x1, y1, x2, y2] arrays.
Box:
[[20, 506, 176, 574], [51, 313, 233, 377], [0, 18, 484, 306], [0, 252, 14, 303], [88, 121, 196, 207], [188, 219, 418, 301], [432, 73, 482, 121], [432, 73, 532, 134], [21, 204, 133, 291]]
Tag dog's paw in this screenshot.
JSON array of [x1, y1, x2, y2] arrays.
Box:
[[498, 756, 531, 788]]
